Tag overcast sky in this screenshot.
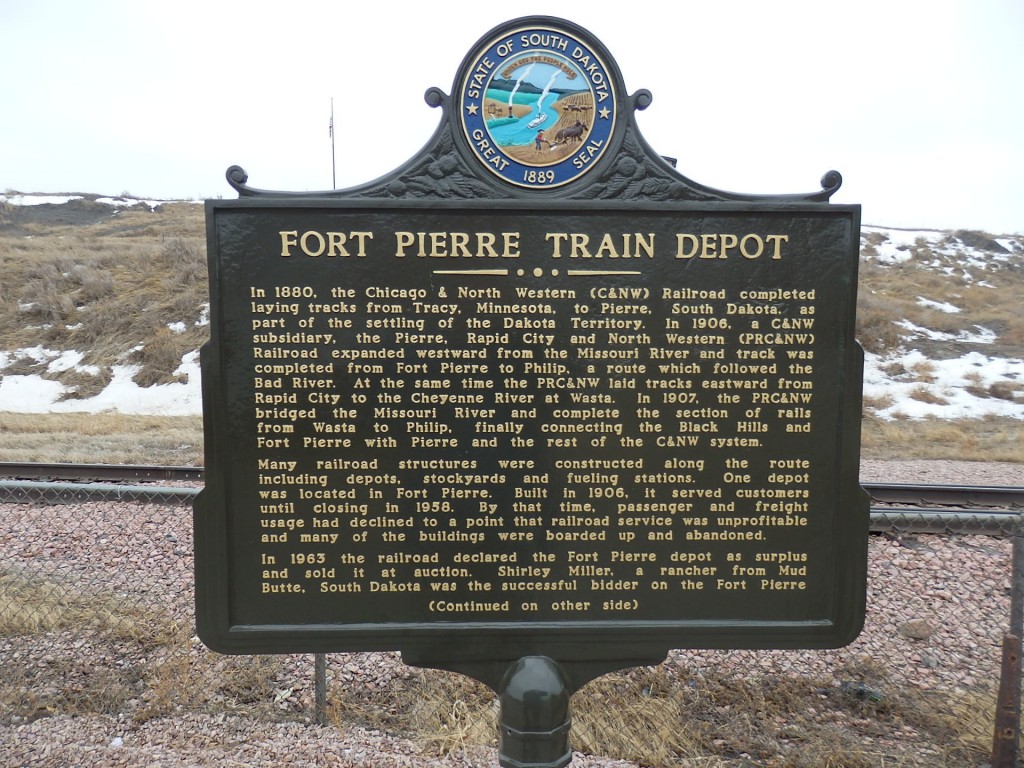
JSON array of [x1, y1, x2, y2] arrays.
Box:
[[2, 1, 1021, 233]]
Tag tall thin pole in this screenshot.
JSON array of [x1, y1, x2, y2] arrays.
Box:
[[315, 652, 328, 726], [330, 98, 337, 189]]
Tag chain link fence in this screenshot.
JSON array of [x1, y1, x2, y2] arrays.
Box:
[[1, 480, 1020, 767]]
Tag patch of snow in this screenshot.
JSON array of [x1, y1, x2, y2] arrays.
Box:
[[7, 346, 58, 365], [0, 374, 68, 408], [1, 193, 186, 210], [916, 297, 961, 313], [96, 196, 164, 210], [896, 320, 997, 344], [862, 226, 1023, 278], [0, 351, 201, 416], [866, 242, 913, 265], [0, 193, 84, 206], [863, 226, 945, 245], [963, 326, 998, 344], [45, 350, 86, 374], [864, 350, 1024, 421], [0, 346, 100, 379]]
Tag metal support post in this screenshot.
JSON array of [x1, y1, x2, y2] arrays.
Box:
[[498, 656, 572, 768], [315, 652, 328, 726]]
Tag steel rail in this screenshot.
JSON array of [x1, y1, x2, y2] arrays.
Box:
[[0, 462, 203, 483], [862, 482, 1024, 509]]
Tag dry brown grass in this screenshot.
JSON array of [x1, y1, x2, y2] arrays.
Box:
[[0, 200, 206, 391], [851, 229, 1023, 463], [0, 567, 177, 647], [861, 413, 1024, 463], [908, 385, 948, 405], [989, 380, 1024, 402], [385, 670, 499, 756], [856, 233, 1024, 359], [0, 565, 297, 724], [855, 292, 903, 355], [0, 412, 203, 464], [0, 658, 145, 719], [324, 663, 996, 767], [0, 567, 185, 719]]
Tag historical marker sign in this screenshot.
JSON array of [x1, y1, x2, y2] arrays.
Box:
[[195, 16, 867, 675]]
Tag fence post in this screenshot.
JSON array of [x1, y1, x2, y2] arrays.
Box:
[[1014, 522, 1024, 761], [993, 634, 1021, 768], [315, 653, 328, 726], [992, 517, 1024, 767], [1012, 519, 1024, 648]]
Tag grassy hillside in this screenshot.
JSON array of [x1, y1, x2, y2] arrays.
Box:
[[0, 194, 1021, 464], [0, 196, 207, 463], [0, 196, 206, 390]]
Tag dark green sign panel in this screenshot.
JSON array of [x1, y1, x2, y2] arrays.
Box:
[[196, 18, 868, 696], [196, 200, 866, 661]]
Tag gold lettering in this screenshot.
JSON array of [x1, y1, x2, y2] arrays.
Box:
[[675, 233, 788, 260], [393, 231, 521, 258]]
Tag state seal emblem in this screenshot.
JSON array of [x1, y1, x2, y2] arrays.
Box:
[[459, 21, 618, 189]]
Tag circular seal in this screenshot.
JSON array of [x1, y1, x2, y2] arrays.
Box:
[[459, 23, 617, 189]]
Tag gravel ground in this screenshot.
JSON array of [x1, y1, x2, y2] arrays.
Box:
[[859, 459, 1021, 485], [1, 460, 1021, 767]]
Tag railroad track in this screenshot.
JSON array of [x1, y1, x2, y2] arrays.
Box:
[[0, 461, 1021, 510], [862, 482, 1024, 510], [0, 462, 203, 483]]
